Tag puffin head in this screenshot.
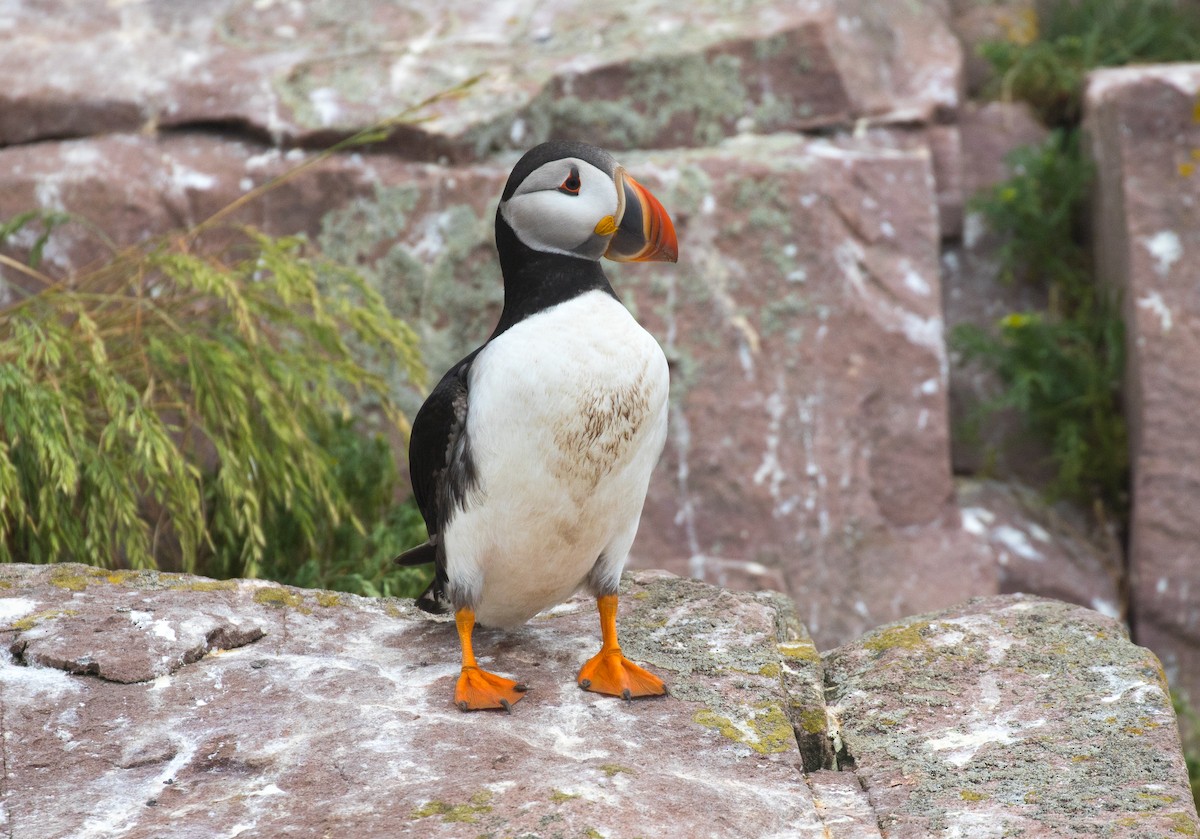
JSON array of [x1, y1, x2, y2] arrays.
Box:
[[498, 140, 678, 264]]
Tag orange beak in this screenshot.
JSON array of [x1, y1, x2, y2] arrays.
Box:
[[604, 171, 679, 263]]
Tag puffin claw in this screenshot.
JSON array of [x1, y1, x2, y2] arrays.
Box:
[[579, 679, 592, 690], [622, 688, 632, 701]]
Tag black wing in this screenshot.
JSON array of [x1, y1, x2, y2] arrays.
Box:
[[395, 350, 482, 614]]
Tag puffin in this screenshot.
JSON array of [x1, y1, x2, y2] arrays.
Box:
[[395, 140, 678, 712]]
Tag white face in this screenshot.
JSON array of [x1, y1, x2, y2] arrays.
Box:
[[499, 157, 621, 260]]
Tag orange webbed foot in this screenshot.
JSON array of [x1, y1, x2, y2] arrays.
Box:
[[454, 665, 528, 712], [577, 649, 667, 700]]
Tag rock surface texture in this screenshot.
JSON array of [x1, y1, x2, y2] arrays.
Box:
[[1086, 64, 1200, 709], [2, 565, 1196, 838]]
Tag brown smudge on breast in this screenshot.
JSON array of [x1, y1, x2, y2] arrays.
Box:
[[551, 363, 655, 493]]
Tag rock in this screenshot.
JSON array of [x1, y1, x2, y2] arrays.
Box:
[[4, 565, 1196, 837], [0, 0, 962, 155], [823, 594, 1199, 838], [1085, 64, 1200, 707], [0, 563, 830, 839], [956, 479, 1123, 617]]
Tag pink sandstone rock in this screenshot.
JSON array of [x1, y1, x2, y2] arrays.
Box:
[[823, 594, 1198, 838], [0, 0, 961, 154], [1085, 64, 1200, 708], [3, 566, 1194, 837]]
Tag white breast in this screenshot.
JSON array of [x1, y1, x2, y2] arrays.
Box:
[[442, 290, 669, 628]]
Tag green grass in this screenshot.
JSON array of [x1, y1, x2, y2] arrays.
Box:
[[983, 0, 1200, 126], [0, 214, 430, 599], [952, 131, 1128, 518]]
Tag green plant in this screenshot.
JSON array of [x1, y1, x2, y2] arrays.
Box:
[[1173, 692, 1200, 809], [983, 0, 1200, 126], [205, 416, 431, 598], [0, 218, 427, 592], [954, 129, 1127, 518]]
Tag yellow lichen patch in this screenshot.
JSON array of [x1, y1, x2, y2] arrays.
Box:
[[777, 639, 820, 664], [583, 829, 604, 839], [409, 791, 493, 824], [104, 571, 139, 585], [383, 601, 404, 618], [315, 592, 342, 608], [11, 608, 78, 632], [171, 579, 238, 592], [550, 789, 581, 803], [1168, 812, 1200, 836], [693, 703, 795, 755], [252, 587, 308, 612], [1139, 792, 1179, 804], [1180, 162, 1196, 178], [597, 764, 635, 778], [960, 790, 989, 802], [48, 566, 107, 591], [0, 579, 13, 589], [758, 662, 781, 678], [795, 706, 827, 735], [1193, 98, 1200, 124], [861, 621, 930, 654]]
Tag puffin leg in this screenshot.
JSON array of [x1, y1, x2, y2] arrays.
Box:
[[577, 594, 667, 700], [454, 608, 527, 712]]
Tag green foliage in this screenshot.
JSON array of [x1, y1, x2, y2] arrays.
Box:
[[982, 0, 1200, 125], [955, 120, 1127, 518], [972, 130, 1092, 293], [1173, 692, 1200, 810], [206, 416, 432, 598], [0, 218, 429, 597]]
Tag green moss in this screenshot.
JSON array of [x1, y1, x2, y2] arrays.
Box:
[[693, 703, 795, 755], [10, 608, 78, 631], [583, 829, 603, 839], [549, 789, 580, 803], [861, 621, 931, 654], [410, 791, 493, 824]]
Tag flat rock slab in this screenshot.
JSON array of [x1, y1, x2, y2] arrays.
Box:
[[0, 0, 961, 154], [823, 595, 1199, 838], [2, 566, 1195, 837], [1, 564, 832, 839], [1085, 64, 1200, 710]]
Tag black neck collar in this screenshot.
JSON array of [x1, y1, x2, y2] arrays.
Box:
[[489, 209, 618, 341]]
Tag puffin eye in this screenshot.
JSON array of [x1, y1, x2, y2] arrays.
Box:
[[557, 166, 582, 195]]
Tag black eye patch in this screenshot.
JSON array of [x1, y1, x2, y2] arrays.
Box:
[[557, 166, 582, 195]]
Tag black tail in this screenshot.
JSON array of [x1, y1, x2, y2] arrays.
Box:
[[394, 540, 436, 567]]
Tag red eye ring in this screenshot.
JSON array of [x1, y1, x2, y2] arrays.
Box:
[[557, 166, 582, 195]]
